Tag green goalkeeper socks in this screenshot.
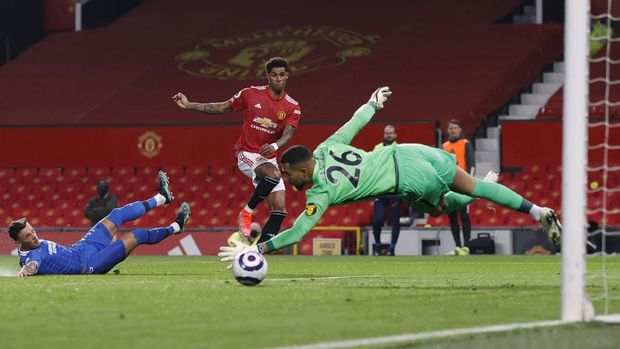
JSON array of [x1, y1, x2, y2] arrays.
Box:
[[441, 179, 531, 215]]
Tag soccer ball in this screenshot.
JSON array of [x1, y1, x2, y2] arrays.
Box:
[[232, 251, 268, 286]]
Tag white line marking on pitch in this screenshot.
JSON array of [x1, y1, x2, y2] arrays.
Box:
[[270, 320, 568, 349], [267, 275, 383, 282]]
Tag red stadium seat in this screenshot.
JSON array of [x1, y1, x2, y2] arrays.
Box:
[[49, 193, 62, 203], [164, 166, 184, 178], [29, 217, 42, 227], [426, 215, 448, 227], [207, 216, 222, 226], [524, 165, 544, 180], [139, 167, 156, 177], [0, 168, 15, 181], [16, 168, 37, 183], [65, 167, 86, 178], [126, 176, 140, 186], [213, 166, 231, 177], [88, 166, 111, 178], [238, 183, 251, 195], [53, 216, 67, 226], [39, 167, 62, 180], [33, 184, 53, 197], [59, 184, 82, 199], [112, 166, 135, 177], [65, 208, 83, 226], [350, 204, 372, 226], [188, 167, 208, 178]]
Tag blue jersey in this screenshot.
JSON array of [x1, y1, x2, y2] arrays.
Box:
[[19, 240, 85, 275]]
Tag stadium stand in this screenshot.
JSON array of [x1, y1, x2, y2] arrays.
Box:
[[0, 1, 572, 235], [0, 0, 561, 135], [540, 32, 620, 118]]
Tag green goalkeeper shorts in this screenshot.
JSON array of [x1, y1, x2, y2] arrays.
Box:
[[394, 144, 457, 212]]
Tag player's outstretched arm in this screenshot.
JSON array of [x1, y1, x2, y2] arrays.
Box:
[[17, 261, 38, 277], [217, 211, 320, 266], [218, 199, 326, 265], [172, 92, 233, 114], [324, 87, 392, 146], [258, 194, 328, 253]]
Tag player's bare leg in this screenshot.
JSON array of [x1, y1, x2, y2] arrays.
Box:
[[238, 162, 283, 237]]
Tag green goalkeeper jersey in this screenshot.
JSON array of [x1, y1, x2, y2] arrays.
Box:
[[266, 103, 397, 252]]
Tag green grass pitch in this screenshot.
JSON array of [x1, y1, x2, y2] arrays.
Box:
[[1, 255, 619, 348]]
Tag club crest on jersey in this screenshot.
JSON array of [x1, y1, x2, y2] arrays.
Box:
[[276, 111, 286, 120], [305, 204, 317, 216], [175, 26, 380, 80]]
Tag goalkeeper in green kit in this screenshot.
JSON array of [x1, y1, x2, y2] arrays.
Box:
[[219, 87, 561, 261]]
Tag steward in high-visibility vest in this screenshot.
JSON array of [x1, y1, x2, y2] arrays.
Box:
[[442, 119, 474, 255]]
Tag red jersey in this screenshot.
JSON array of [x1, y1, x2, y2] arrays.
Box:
[[228, 85, 301, 158]]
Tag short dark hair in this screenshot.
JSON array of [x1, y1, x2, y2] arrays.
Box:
[[281, 145, 312, 167], [265, 57, 289, 74], [448, 119, 461, 127], [8, 218, 28, 241]]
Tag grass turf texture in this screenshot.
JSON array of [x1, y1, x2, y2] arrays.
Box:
[[0, 255, 618, 348]]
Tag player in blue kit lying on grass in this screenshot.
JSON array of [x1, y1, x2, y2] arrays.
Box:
[[8, 171, 190, 277]]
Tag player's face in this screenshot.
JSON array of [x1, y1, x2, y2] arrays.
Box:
[[447, 123, 462, 138], [267, 67, 288, 94], [383, 126, 396, 142], [281, 162, 309, 191], [16, 223, 41, 249]]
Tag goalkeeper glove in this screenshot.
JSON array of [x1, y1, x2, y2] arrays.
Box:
[[218, 240, 259, 269], [368, 86, 392, 110]]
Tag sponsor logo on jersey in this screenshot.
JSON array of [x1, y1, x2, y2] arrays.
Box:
[[175, 26, 380, 80], [276, 111, 286, 120], [253, 116, 278, 129], [47, 241, 57, 255], [254, 103, 262, 109], [305, 204, 317, 216], [138, 131, 163, 159]]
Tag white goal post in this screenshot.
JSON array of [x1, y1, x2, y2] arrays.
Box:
[[561, 0, 590, 322]]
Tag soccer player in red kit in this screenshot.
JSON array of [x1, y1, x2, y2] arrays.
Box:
[[172, 57, 301, 243]]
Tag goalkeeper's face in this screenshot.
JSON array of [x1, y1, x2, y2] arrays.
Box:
[[282, 162, 312, 191]]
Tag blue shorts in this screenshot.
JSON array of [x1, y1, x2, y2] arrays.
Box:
[[72, 222, 126, 274], [72, 222, 114, 258]]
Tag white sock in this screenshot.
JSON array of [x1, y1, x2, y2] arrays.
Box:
[[154, 193, 167, 207], [170, 222, 181, 233], [529, 205, 543, 221], [244, 205, 253, 214]]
